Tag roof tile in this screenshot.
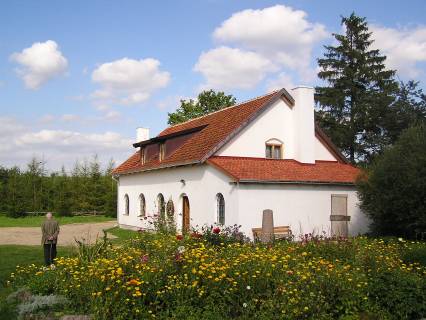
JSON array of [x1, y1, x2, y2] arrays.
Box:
[[208, 156, 360, 184]]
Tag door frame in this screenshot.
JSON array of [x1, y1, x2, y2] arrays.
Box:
[[182, 195, 190, 232]]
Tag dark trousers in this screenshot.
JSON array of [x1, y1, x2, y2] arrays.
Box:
[[44, 242, 57, 265]]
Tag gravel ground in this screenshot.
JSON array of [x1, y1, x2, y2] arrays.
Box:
[[0, 221, 117, 246]]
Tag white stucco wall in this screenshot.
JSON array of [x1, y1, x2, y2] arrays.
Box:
[[315, 137, 337, 161], [216, 90, 337, 162], [236, 183, 369, 238], [217, 98, 296, 159], [117, 164, 239, 231], [117, 164, 369, 238]]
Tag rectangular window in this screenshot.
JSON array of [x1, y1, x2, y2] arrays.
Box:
[[273, 145, 282, 159], [265, 144, 282, 159], [265, 145, 272, 158]]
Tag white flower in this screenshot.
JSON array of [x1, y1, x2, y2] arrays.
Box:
[[246, 285, 251, 290], [177, 246, 186, 254], [243, 303, 247, 308], [398, 238, 404, 242]]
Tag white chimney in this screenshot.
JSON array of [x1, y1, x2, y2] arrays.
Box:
[[291, 86, 315, 164], [136, 127, 150, 142]]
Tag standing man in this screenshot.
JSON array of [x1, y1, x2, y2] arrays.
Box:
[[41, 212, 60, 266]]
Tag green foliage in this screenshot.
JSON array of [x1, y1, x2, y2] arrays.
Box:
[[316, 13, 398, 163], [357, 125, 426, 238], [167, 89, 236, 125], [9, 235, 426, 319], [385, 80, 426, 144], [75, 230, 111, 263], [0, 155, 117, 218]]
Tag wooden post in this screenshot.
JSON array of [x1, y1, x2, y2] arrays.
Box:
[[262, 209, 274, 243]]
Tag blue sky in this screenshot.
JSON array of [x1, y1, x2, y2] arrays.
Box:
[[1, 0, 425, 170]]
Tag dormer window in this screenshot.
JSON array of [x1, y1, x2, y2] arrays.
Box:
[[265, 139, 283, 159]]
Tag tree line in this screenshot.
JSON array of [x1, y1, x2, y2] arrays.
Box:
[[0, 156, 117, 218]]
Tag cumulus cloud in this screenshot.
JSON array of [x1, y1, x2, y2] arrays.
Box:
[[0, 117, 132, 170], [194, 46, 277, 90], [214, 5, 327, 66], [371, 25, 426, 78], [91, 57, 170, 106], [194, 4, 329, 89], [10, 40, 68, 89], [266, 72, 296, 91]]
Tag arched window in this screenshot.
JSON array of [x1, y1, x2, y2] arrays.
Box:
[[265, 138, 283, 159], [166, 199, 174, 217], [124, 194, 129, 216], [216, 193, 225, 225], [157, 193, 165, 218], [139, 194, 146, 218]]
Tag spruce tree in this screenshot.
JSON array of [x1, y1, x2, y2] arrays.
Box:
[[316, 13, 398, 163]]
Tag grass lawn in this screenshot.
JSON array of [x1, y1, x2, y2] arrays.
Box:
[[0, 214, 114, 228], [105, 226, 138, 244]]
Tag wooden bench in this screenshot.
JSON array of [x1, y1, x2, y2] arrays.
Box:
[[252, 226, 292, 241]]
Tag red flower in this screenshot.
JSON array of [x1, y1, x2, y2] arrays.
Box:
[[190, 232, 202, 239], [213, 227, 220, 234], [140, 255, 149, 264], [176, 234, 183, 241]]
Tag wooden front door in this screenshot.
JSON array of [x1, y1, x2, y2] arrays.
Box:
[[182, 196, 190, 232]]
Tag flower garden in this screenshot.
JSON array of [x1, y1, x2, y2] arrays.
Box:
[[7, 226, 426, 320]]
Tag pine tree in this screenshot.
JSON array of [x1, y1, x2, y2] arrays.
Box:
[[316, 13, 398, 163], [385, 81, 426, 144]]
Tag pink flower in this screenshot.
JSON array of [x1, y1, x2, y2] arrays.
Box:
[[140, 255, 149, 264], [213, 227, 220, 234]]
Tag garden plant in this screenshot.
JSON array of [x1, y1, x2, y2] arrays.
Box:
[[6, 226, 426, 320]]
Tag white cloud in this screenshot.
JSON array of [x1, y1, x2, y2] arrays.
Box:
[[371, 25, 426, 78], [213, 5, 328, 73], [91, 57, 170, 106], [0, 116, 133, 170], [194, 46, 277, 90], [266, 72, 295, 91], [10, 40, 68, 89]]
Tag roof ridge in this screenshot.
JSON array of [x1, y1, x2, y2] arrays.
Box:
[[165, 90, 279, 130]]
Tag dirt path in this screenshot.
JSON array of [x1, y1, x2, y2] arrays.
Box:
[[0, 221, 117, 246]]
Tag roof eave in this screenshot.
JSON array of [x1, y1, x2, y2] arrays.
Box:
[[113, 160, 201, 177], [234, 179, 356, 186]]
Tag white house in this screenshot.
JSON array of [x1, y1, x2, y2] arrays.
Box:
[[113, 87, 369, 238]]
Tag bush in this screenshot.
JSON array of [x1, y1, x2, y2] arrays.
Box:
[[357, 125, 426, 238], [8, 233, 426, 320]]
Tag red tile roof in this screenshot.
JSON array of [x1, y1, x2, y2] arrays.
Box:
[[112, 88, 349, 177], [113, 90, 286, 175], [208, 156, 360, 185]]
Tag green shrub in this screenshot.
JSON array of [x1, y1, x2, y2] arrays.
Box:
[[357, 124, 426, 238]]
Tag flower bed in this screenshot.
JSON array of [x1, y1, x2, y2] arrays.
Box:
[[8, 229, 426, 319]]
